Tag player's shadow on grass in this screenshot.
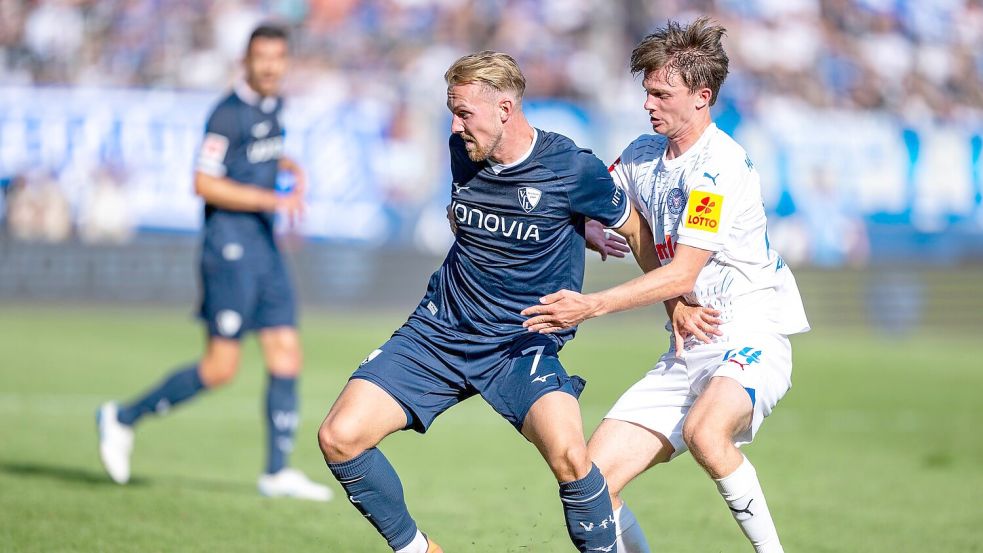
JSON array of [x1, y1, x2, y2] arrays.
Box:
[[0, 462, 252, 495], [0, 461, 149, 487]]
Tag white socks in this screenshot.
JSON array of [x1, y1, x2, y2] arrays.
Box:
[[714, 456, 783, 553], [394, 530, 428, 553], [614, 503, 652, 553]]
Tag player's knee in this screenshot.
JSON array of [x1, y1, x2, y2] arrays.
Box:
[[317, 416, 370, 463], [199, 356, 238, 387], [547, 443, 592, 483], [682, 421, 728, 460], [268, 348, 302, 376]]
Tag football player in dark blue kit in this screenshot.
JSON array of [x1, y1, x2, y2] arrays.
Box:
[[97, 24, 331, 502], [317, 51, 657, 553]]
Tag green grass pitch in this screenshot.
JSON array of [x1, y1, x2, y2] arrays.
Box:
[[0, 305, 980, 552]]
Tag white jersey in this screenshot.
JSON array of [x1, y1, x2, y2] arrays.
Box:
[[609, 123, 810, 336]]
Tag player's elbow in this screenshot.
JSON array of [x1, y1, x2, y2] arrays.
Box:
[[667, 270, 698, 298], [193, 172, 214, 199]]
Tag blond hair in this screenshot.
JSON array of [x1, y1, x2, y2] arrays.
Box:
[[630, 17, 729, 106], [444, 50, 526, 101]]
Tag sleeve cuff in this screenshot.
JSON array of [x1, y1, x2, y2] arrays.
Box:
[[676, 233, 722, 252], [196, 160, 227, 178], [606, 201, 632, 230]]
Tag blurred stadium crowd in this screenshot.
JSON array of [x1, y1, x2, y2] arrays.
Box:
[[3, 0, 981, 112], [1, 0, 982, 266]]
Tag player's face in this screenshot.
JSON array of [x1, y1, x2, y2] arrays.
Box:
[[245, 37, 288, 97], [447, 83, 504, 162], [642, 66, 707, 139]]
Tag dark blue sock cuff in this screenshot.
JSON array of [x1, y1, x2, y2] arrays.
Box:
[[559, 463, 606, 498], [327, 447, 377, 482], [268, 374, 297, 392], [186, 365, 205, 391]]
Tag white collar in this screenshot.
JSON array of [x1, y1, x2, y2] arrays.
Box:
[[490, 128, 538, 174], [234, 80, 279, 114]]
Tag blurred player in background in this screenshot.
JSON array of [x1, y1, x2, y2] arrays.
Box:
[[316, 51, 661, 553], [96, 24, 331, 502], [523, 18, 810, 553]]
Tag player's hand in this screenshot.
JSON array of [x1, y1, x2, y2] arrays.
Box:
[[521, 289, 602, 333], [585, 219, 629, 261], [276, 189, 305, 228], [669, 300, 722, 353], [446, 203, 458, 234]]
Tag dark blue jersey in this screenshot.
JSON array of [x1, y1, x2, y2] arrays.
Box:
[[195, 82, 285, 242], [406, 130, 630, 344]]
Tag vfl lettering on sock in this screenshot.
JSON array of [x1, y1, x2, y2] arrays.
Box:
[[272, 410, 298, 431], [729, 498, 755, 517], [154, 398, 171, 414], [589, 541, 616, 553], [578, 515, 615, 533]]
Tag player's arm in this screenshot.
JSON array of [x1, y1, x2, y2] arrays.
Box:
[[522, 243, 711, 333], [193, 171, 282, 212]]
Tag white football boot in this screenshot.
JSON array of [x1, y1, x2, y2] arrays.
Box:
[[96, 402, 134, 484], [258, 468, 333, 502]]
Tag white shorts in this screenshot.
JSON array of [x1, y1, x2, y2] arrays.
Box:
[[604, 331, 792, 460]]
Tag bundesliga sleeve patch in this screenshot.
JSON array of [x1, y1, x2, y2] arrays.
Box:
[[197, 132, 229, 175], [684, 191, 724, 233]]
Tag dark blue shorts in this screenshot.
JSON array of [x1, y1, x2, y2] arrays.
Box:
[[351, 325, 586, 433], [197, 239, 296, 340]]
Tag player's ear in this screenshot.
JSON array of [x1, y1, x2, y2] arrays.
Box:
[[498, 97, 513, 122], [695, 87, 712, 110]]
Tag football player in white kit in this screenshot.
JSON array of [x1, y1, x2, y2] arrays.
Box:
[[522, 17, 809, 553]]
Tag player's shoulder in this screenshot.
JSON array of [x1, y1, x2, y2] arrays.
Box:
[[210, 91, 242, 116], [534, 130, 603, 175], [704, 125, 752, 171], [205, 92, 244, 130], [614, 133, 668, 168]]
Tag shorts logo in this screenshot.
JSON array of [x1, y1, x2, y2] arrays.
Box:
[[723, 347, 762, 367], [222, 243, 244, 261], [359, 349, 382, 367], [684, 191, 723, 233], [216, 309, 242, 337], [518, 187, 542, 213], [667, 187, 684, 214]]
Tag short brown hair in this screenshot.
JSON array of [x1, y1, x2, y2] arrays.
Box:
[[444, 50, 526, 100], [630, 17, 729, 105]]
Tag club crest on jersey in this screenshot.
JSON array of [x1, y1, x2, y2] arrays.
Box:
[[667, 187, 684, 214], [518, 187, 542, 213], [251, 120, 272, 138]]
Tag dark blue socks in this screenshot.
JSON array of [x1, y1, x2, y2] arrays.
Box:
[[117, 363, 205, 426], [560, 463, 617, 552], [328, 448, 419, 550], [265, 375, 298, 474]]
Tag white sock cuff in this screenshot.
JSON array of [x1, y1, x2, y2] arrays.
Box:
[[714, 455, 757, 500], [394, 530, 427, 553]]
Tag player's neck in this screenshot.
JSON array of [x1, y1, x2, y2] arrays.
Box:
[[665, 117, 712, 160], [489, 118, 535, 166]]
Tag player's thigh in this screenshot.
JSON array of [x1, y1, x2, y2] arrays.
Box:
[[254, 251, 297, 334], [521, 390, 591, 481], [199, 335, 242, 387], [483, 334, 585, 432], [199, 246, 261, 340], [319, 379, 408, 462], [588, 418, 673, 500], [683, 375, 753, 445], [258, 325, 301, 376]]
